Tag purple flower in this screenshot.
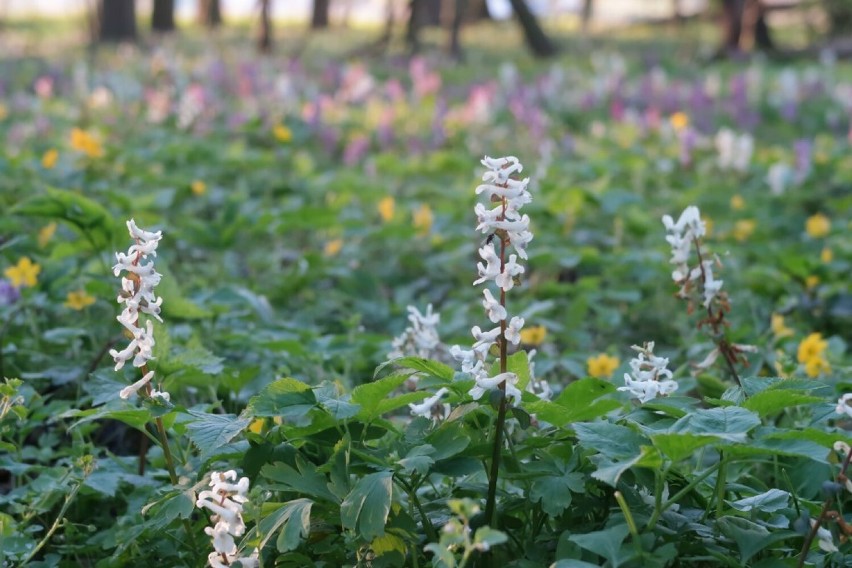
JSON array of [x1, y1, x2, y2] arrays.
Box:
[[0, 279, 20, 307], [794, 138, 812, 181], [343, 133, 370, 166]]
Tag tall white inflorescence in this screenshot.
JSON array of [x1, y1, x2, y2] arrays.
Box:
[[388, 304, 443, 360], [452, 156, 533, 406], [662, 205, 723, 307], [110, 219, 168, 401], [617, 342, 678, 403], [196, 470, 259, 568]]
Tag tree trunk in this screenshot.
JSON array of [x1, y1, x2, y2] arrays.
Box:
[[581, 0, 593, 32], [447, 0, 467, 60], [199, 0, 223, 28], [721, 0, 744, 53], [508, 0, 557, 57], [407, 0, 425, 52], [151, 0, 175, 32], [826, 0, 852, 38], [98, 0, 137, 42], [258, 0, 272, 53], [312, 0, 331, 28]]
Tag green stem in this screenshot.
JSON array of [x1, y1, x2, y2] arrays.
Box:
[[647, 460, 723, 529], [400, 478, 438, 543], [20, 474, 87, 564], [615, 491, 644, 559], [714, 452, 728, 520]]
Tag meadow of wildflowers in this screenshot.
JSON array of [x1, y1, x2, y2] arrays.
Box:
[[0, 24, 850, 567]]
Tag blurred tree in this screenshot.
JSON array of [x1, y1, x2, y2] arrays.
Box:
[[446, 0, 467, 60], [825, 0, 852, 37], [152, 0, 176, 32], [509, 0, 557, 57], [198, 0, 223, 28], [97, 0, 137, 42], [258, 0, 272, 52], [312, 0, 331, 28], [720, 0, 773, 54]]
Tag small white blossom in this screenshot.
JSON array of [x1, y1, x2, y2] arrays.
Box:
[[618, 342, 678, 403], [482, 289, 507, 323], [496, 255, 525, 292], [767, 162, 792, 196], [811, 519, 839, 553], [119, 371, 155, 400], [836, 394, 852, 419], [474, 243, 502, 286], [409, 387, 450, 420], [469, 372, 522, 406], [505, 316, 525, 346]]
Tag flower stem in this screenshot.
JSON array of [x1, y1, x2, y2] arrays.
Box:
[[796, 447, 852, 567]]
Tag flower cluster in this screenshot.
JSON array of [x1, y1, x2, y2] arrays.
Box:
[[798, 333, 831, 378], [388, 304, 443, 360], [109, 220, 166, 400], [662, 206, 723, 306], [196, 470, 258, 568], [618, 342, 678, 403], [715, 128, 753, 172], [451, 156, 533, 407]]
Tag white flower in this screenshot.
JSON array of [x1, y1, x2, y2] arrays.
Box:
[[197, 470, 253, 566], [496, 255, 525, 292], [810, 519, 839, 553], [618, 342, 678, 403], [767, 162, 792, 196], [701, 260, 724, 307], [112, 219, 166, 398], [469, 372, 522, 406], [836, 393, 852, 419], [505, 316, 525, 345], [716, 129, 753, 172], [482, 289, 506, 323], [118, 370, 155, 400], [409, 387, 450, 420], [474, 243, 502, 286], [388, 304, 443, 360]]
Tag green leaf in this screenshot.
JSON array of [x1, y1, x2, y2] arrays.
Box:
[[716, 516, 796, 563], [568, 524, 630, 568], [530, 471, 585, 517], [248, 378, 316, 418], [591, 446, 663, 487], [257, 499, 313, 553], [397, 445, 435, 476], [526, 378, 619, 427], [142, 490, 196, 529], [650, 433, 717, 462], [371, 533, 408, 558], [69, 407, 152, 431], [12, 186, 118, 249], [261, 455, 339, 504], [426, 422, 471, 460], [313, 382, 361, 420], [378, 357, 455, 381], [474, 526, 508, 550], [742, 390, 822, 417], [185, 411, 251, 459], [489, 351, 531, 390], [352, 374, 407, 421], [728, 489, 790, 513], [574, 422, 649, 459], [340, 470, 393, 540], [668, 407, 760, 442], [156, 263, 212, 319]]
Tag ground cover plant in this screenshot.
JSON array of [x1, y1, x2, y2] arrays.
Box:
[[0, 20, 850, 568]]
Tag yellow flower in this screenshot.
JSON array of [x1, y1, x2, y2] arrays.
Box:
[[64, 289, 96, 310], [42, 149, 59, 169], [587, 354, 620, 379], [38, 222, 57, 248], [191, 180, 207, 196], [248, 418, 265, 434], [797, 332, 830, 377], [805, 213, 830, 238], [519, 325, 547, 346], [273, 124, 292, 143], [0, 103, 7, 120], [732, 219, 756, 242], [670, 112, 689, 131], [69, 128, 103, 158], [4, 257, 41, 288], [378, 196, 395, 223], [821, 247, 833, 263], [413, 204, 433, 235], [324, 238, 343, 256], [805, 275, 820, 289], [730, 195, 745, 210], [770, 313, 793, 339]]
